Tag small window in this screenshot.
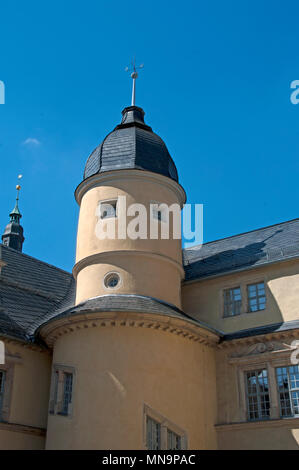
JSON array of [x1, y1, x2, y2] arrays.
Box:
[[0, 370, 5, 421], [276, 365, 299, 417], [99, 200, 117, 219], [167, 429, 181, 450], [223, 287, 242, 317], [247, 282, 266, 312], [61, 373, 73, 416], [50, 368, 74, 417], [151, 202, 165, 222], [146, 416, 161, 450], [104, 272, 120, 289], [245, 369, 270, 421]]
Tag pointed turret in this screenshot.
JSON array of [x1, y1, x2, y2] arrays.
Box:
[[2, 179, 25, 252]]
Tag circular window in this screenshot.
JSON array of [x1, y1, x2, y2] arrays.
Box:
[[104, 272, 120, 289]]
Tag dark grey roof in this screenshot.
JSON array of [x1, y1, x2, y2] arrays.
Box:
[[222, 319, 299, 342], [0, 244, 75, 341], [35, 294, 223, 340], [83, 106, 178, 182], [37, 294, 199, 328], [183, 218, 299, 282]]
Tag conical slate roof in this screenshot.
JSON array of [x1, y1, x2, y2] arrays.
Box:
[[83, 106, 178, 182]]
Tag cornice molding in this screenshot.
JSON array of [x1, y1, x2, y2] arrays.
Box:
[[218, 329, 299, 350], [0, 421, 46, 437], [0, 335, 51, 354], [73, 250, 185, 279], [215, 416, 299, 431], [74, 170, 187, 207], [39, 310, 220, 348]]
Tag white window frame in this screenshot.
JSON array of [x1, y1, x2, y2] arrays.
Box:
[[220, 277, 268, 319], [275, 365, 299, 418], [143, 404, 187, 450], [49, 365, 75, 418], [247, 281, 267, 313], [244, 368, 270, 421]]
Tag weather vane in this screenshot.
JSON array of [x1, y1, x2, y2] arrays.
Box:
[[16, 174, 23, 201], [125, 58, 144, 106]]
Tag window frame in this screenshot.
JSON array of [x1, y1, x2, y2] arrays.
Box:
[[247, 281, 267, 313], [49, 365, 75, 418], [0, 370, 6, 421], [244, 368, 270, 421], [103, 271, 121, 290], [143, 404, 187, 450], [276, 365, 299, 418], [98, 199, 118, 220], [220, 277, 268, 320], [223, 286, 242, 317], [0, 363, 14, 423]]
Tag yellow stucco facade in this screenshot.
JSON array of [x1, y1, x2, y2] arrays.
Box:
[[1, 104, 299, 450]]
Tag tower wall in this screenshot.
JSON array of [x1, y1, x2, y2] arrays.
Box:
[[74, 170, 186, 308], [45, 320, 218, 450]]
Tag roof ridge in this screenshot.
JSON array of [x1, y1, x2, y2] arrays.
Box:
[[184, 217, 299, 251]]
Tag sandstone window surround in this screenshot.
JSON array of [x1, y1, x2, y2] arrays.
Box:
[[228, 340, 299, 422], [220, 277, 267, 318], [49, 364, 75, 418], [0, 362, 14, 423], [143, 404, 187, 450]]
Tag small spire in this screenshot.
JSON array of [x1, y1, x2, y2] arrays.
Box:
[[2, 175, 25, 252], [125, 58, 144, 106], [10, 176, 22, 223]]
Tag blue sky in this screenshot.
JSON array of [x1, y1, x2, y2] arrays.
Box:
[[0, 0, 299, 272]]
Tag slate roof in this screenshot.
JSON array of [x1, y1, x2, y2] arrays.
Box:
[[83, 106, 179, 182], [0, 244, 75, 342], [183, 218, 299, 282], [1, 218, 299, 344], [37, 293, 210, 330], [222, 319, 299, 342]]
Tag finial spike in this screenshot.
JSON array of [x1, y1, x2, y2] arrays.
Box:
[[125, 59, 144, 106]]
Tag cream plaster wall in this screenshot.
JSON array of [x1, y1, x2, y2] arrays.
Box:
[[0, 341, 51, 449], [182, 259, 299, 334], [75, 171, 185, 308], [0, 429, 45, 450], [217, 420, 299, 450], [45, 322, 218, 450]]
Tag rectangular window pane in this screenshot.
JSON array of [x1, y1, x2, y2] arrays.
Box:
[[146, 416, 161, 450], [223, 287, 242, 317], [167, 429, 181, 450], [100, 201, 117, 219], [61, 372, 73, 415], [245, 369, 270, 421], [0, 371, 5, 421], [276, 365, 299, 417], [247, 282, 266, 312]]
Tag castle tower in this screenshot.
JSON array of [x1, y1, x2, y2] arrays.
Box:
[[2, 181, 24, 252], [43, 81, 218, 450], [74, 104, 186, 308]]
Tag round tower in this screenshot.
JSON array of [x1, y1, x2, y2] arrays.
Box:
[[74, 105, 186, 308], [42, 96, 218, 450]]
